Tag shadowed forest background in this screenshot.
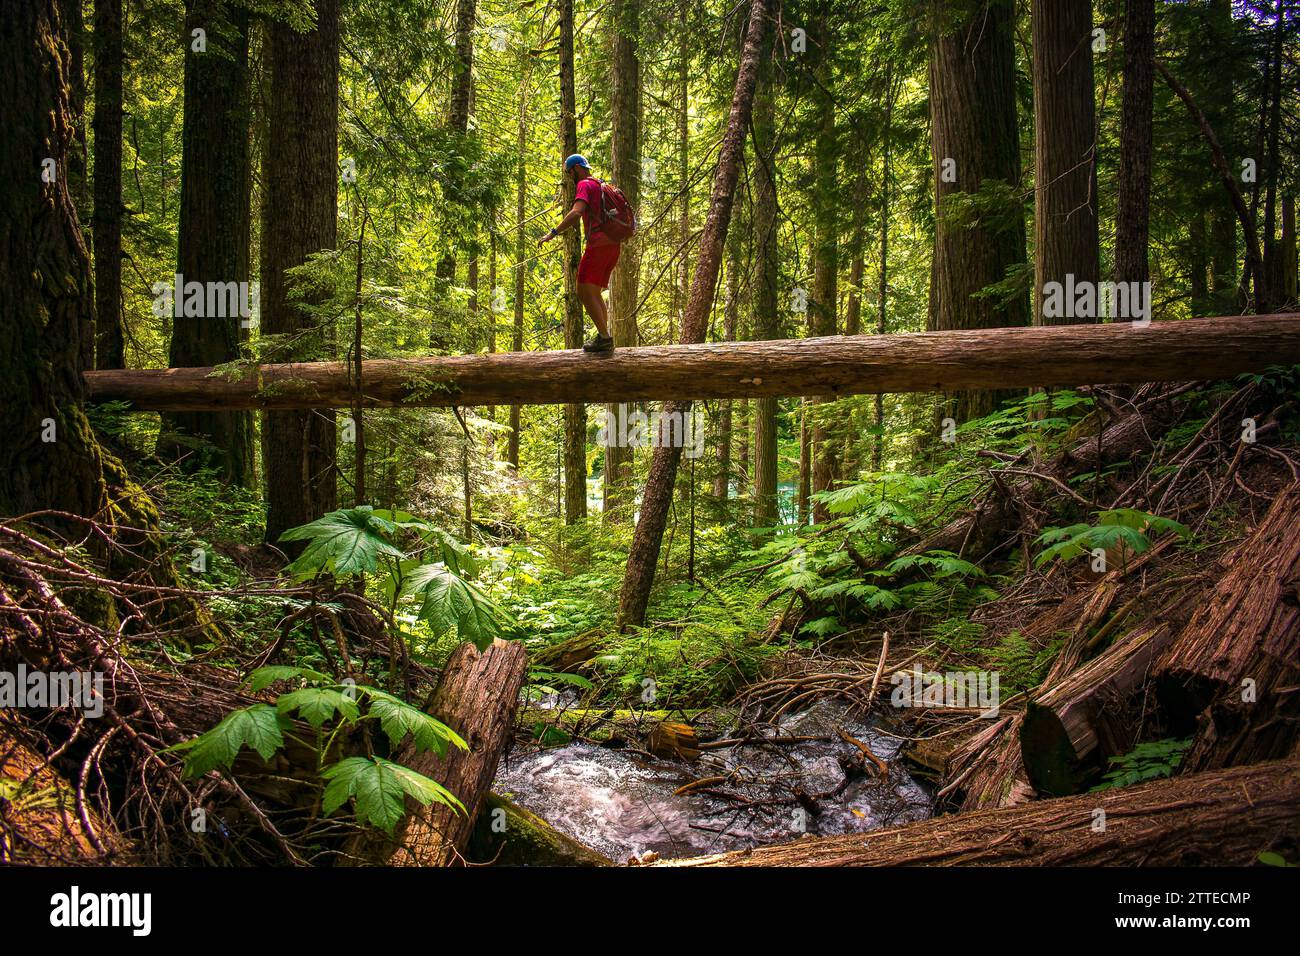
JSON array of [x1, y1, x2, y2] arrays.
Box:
[[1, 0, 1299, 868]]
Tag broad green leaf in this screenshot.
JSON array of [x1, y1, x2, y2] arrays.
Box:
[[865, 588, 904, 611], [276, 687, 361, 728], [360, 687, 468, 755], [174, 704, 286, 778], [321, 756, 464, 833], [775, 569, 823, 591], [801, 615, 843, 637], [401, 563, 508, 650], [279, 506, 407, 578], [371, 510, 480, 575], [245, 665, 331, 694], [809, 579, 861, 599]]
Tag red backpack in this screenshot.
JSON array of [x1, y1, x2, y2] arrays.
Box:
[[593, 179, 638, 243]]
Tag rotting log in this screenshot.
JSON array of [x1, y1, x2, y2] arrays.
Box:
[[1155, 480, 1300, 772], [83, 314, 1300, 411], [665, 757, 1300, 866], [516, 708, 710, 744], [942, 583, 1121, 811], [530, 629, 602, 673], [465, 793, 611, 866], [1021, 621, 1176, 795], [347, 638, 528, 866], [943, 714, 1034, 812]]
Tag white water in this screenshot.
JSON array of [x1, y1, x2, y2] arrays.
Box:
[[494, 700, 931, 861]]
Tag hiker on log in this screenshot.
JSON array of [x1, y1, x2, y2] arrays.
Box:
[[538, 154, 637, 352]]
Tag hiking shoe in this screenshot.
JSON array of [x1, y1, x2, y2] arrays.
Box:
[[583, 333, 615, 353]]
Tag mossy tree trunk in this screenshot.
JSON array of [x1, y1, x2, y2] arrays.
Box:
[[558, 0, 587, 524], [0, 0, 111, 523], [158, 0, 255, 488], [603, 0, 642, 520], [92, 0, 124, 370], [0, 0, 214, 652], [749, 23, 779, 528], [1031, 0, 1099, 326], [261, 0, 340, 545], [927, 0, 1028, 419], [808, 13, 839, 524], [1114, 0, 1154, 288]]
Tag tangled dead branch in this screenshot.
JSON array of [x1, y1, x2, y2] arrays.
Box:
[[0, 515, 415, 865]]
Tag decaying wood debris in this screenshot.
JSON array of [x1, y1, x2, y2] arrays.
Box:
[[1156, 480, 1300, 773], [345, 639, 528, 866], [1020, 622, 1175, 795], [666, 758, 1300, 866]]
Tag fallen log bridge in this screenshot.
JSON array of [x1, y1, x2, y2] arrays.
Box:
[[84, 313, 1300, 412]]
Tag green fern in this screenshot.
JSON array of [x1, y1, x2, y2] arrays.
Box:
[[1035, 509, 1190, 568], [1090, 737, 1191, 791]]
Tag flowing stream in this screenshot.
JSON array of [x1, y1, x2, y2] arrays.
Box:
[[494, 699, 932, 861]]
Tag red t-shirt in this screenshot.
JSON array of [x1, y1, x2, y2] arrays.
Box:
[[575, 178, 615, 247]]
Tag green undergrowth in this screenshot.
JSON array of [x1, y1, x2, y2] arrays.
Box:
[[114, 372, 1300, 726], [487, 523, 782, 710]]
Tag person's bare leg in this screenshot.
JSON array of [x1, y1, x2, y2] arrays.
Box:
[[577, 282, 610, 337]]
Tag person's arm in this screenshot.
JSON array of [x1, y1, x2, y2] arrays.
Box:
[[539, 200, 587, 245]]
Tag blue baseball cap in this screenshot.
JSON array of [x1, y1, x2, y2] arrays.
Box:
[[564, 154, 590, 171]]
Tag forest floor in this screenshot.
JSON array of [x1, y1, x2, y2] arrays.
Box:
[[3, 374, 1299, 865]]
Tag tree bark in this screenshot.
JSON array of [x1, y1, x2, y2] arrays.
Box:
[[927, 0, 1028, 418], [558, 0, 586, 524], [260, 0, 339, 545], [809, 14, 838, 523], [874, 65, 899, 469], [750, 24, 779, 527], [668, 758, 1300, 866], [0, 0, 217, 650], [1260, 0, 1284, 312], [86, 314, 1300, 412], [92, 0, 124, 370], [843, 163, 866, 339], [1282, 195, 1297, 310], [1, 0, 110, 521], [59, 0, 92, 371], [673, 0, 691, 338], [158, 0, 255, 488], [1032, 0, 1099, 325], [735, 399, 749, 488], [797, 402, 811, 526], [603, 0, 641, 519], [507, 72, 529, 471], [348, 639, 527, 866], [615, 0, 773, 630], [61, 0, 88, 223], [1155, 480, 1300, 772], [431, 0, 476, 313], [1189, 212, 1210, 316], [1114, 0, 1154, 288], [1202, 0, 1240, 315], [448, 0, 475, 134], [713, 224, 742, 500]]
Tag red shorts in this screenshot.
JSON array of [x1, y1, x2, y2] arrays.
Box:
[[577, 241, 621, 289]]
